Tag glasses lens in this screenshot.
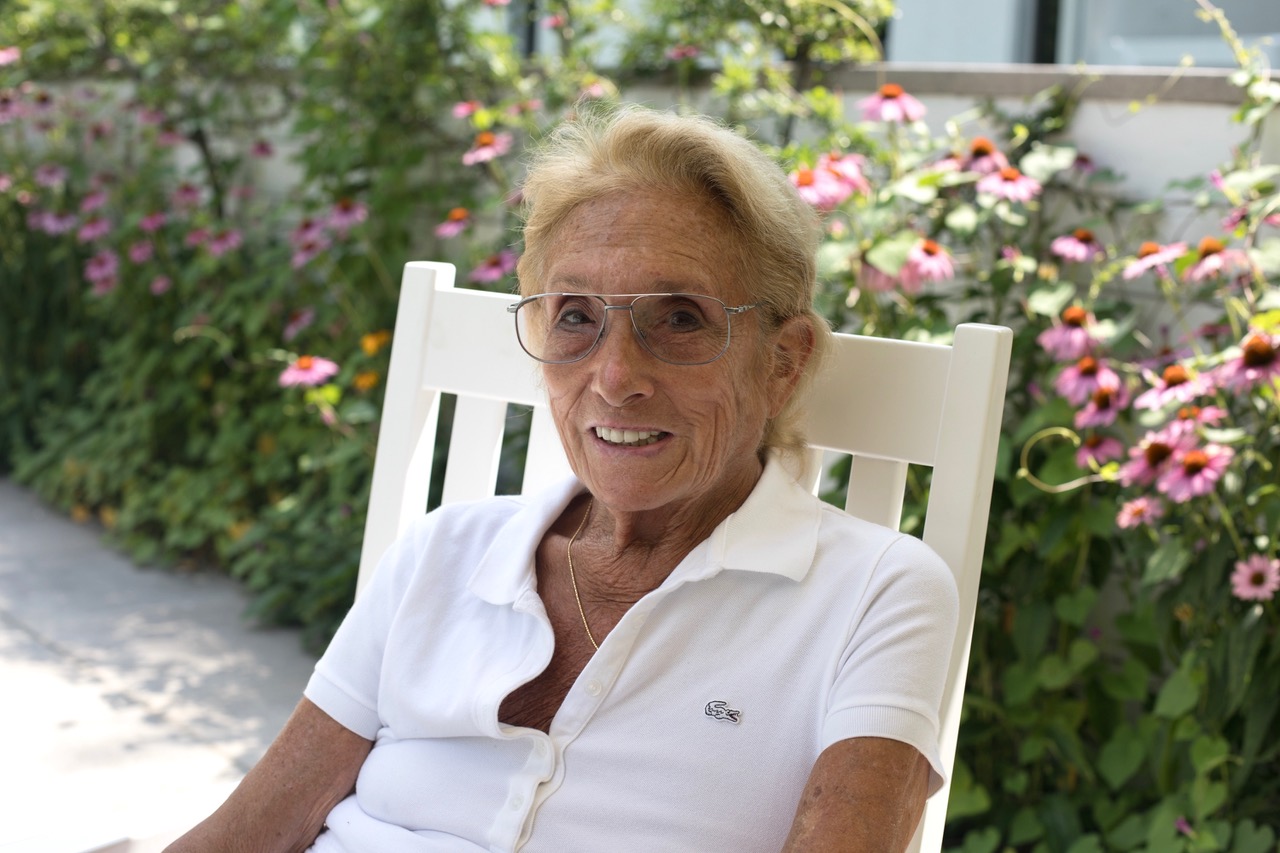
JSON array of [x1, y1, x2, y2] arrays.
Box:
[[516, 294, 605, 363], [632, 294, 730, 365]]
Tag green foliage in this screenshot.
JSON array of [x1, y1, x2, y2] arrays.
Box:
[[2, 0, 1278, 847]]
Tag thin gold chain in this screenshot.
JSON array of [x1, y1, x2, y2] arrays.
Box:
[[566, 497, 599, 651]]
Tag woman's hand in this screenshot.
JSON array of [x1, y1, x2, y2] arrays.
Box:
[[781, 737, 930, 853], [164, 697, 373, 853]]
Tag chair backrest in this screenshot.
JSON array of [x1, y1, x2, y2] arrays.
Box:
[[360, 261, 1012, 853]]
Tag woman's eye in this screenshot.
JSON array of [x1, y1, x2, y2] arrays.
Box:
[[667, 310, 703, 330]]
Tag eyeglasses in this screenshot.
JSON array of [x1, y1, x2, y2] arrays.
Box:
[[508, 292, 761, 366]]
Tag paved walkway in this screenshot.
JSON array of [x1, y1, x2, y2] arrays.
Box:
[[0, 479, 319, 852]]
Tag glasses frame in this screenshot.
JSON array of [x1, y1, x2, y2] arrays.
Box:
[[507, 292, 761, 366]]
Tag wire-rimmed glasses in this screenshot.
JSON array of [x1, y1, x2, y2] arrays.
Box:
[[508, 292, 760, 366]]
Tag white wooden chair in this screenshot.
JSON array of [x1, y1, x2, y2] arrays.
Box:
[[359, 261, 1012, 853]]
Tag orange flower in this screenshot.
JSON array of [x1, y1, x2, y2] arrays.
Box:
[[361, 330, 391, 356], [354, 371, 380, 392]]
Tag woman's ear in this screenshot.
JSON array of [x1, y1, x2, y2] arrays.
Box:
[[767, 316, 816, 419]]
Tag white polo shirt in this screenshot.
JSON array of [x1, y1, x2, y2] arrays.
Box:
[[305, 456, 958, 852]]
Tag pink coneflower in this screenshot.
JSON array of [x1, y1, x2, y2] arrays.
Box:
[[291, 234, 331, 270], [1116, 496, 1164, 529], [469, 249, 518, 283], [0, 173, 11, 193], [434, 207, 472, 238], [184, 228, 210, 248], [279, 355, 340, 387], [139, 211, 167, 232], [207, 229, 243, 257], [900, 239, 954, 292], [149, 275, 172, 295], [977, 166, 1042, 203], [1122, 240, 1187, 280], [290, 216, 326, 246], [452, 100, 483, 118], [87, 121, 112, 143], [858, 83, 926, 123], [1119, 426, 1195, 487], [1054, 355, 1120, 406], [35, 163, 68, 188], [283, 307, 316, 342], [84, 249, 119, 294], [1037, 306, 1096, 361], [542, 13, 566, 28], [172, 183, 202, 209], [156, 127, 186, 147], [1076, 433, 1124, 468], [1134, 363, 1209, 410], [579, 80, 608, 100], [482, 0, 510, 6], [1183, 236, 1249, 282], [1073, 384, 1129, 429], [30, 210, 78, 235], [819, 152, 871, 195], [80, 190, 108, 213], [0, 46, 20, 66], [1073, 153, 1097, 175], [665, 45, 700, 61], [859, 261, 899, 293], [128, 241, 154, 264], [1051, 228, 1104, 263], [506, 98, 542, 115], [328, 198, 368, 233], [76, 217, 111, 243], [462, 131, 514, 166], [1156, 443, 1233, 503], [1230, 555, 1280, 602], [250, 139, 274, 158], [135, 107, 166, 126], [1210, 330, 1280, 391], [1174, 404, 1227, 426], [963, 137, 1008, 174], [790, 166, 852, 211]]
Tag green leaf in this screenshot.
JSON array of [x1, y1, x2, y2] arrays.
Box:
[[1155, 667, 1200, 718], [945, 759, 992, 820], [1099, 725, 1146, 790], [1101, 656, 1152, 702], [1054, 586, 1098, 626], [1191, 735, 1231, 774], [1009, 807, 1044, 845], [1192, 777, 1227, 820], [1065, 835, 1104, 853], [1068, 638, 1100, 673], [816, 240, 855, 278], [959, 827, 1001, 853], [886, 174, 938, 204], [1230, 819, 1277, 853], [1106, 814, 1148, 850], [1019, 142, 1078, 182], [1220, 164, 1280, 194], [1037, 654, 1073, 690], [1143, 540, 1192, 586], [864, 230, 919, 275], [1027, 282, 1077, 317], [945, 203, 979, 235], [1003, 661, 1039, 705]]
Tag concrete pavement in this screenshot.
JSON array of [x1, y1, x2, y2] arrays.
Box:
[[0, 479, 319, 852]]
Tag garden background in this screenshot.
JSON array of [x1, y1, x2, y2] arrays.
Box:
[[1, 1, 1278, 850]]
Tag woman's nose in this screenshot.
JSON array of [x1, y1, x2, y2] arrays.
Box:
[[590, 309, 655, 407]]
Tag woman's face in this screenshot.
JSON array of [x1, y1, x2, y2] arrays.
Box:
[[537, 189, 798, 518]]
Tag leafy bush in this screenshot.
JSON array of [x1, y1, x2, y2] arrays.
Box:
[[3, 0, 1278, 848]]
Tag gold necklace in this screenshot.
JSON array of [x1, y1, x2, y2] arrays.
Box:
[[566, 497, 599, 651]]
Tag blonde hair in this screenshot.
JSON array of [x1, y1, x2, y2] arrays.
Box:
[[517, 104, 832, 454]]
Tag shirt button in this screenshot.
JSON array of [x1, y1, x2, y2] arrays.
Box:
[[585, 680, 602, 696]]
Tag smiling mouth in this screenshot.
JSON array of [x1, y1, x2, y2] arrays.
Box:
[[595, 427, 667, 447]]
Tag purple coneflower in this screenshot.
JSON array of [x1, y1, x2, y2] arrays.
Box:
[[1183, 236, 1249, 282], [1210, 330, 1280, 392], [1116, 496, 1163, 529], [1054, 355, 1120, 406], [1134, 363, 1209, 411], [434, 207, 472, 238], [1051, 228, 1104, 263], [1122, 240, 1187, 280], [977, 167, 1041, 203], [462, 131, 513, 166], [1230, 555, 1280, 602], [1076, 433, 1124, 469], [279, 355, 340, 388], [900, 239, 954, 292], [469, 249, 519, 283], [1037, 306, 1096, 361], [963, 137, 1008, 175], [1156, 443, 1233, 503]]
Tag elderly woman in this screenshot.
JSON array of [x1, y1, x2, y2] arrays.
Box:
[[168, 107, 957, 852]]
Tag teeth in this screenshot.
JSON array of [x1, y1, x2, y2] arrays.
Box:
[[595, 427, 663, 446]]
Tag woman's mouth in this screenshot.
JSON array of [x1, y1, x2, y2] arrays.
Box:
[[594, 427, 666, 447]]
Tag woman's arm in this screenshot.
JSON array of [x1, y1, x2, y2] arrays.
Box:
[[164, 697, 374, 853], [781, 737, 930, 853]]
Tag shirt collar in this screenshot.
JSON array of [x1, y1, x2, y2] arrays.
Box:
[[466, 451, 822, 605]]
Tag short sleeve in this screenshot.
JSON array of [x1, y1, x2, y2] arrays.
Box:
[[304, 521, 425, 740], [821, 534, 959, 796]]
